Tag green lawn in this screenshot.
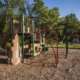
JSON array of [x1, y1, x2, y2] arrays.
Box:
[[46, 43, 80, 49]]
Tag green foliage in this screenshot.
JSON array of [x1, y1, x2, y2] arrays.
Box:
[[32, 0, 60, 32], [0, 0, 27, 31], [5, 0, 26, 8], [33, 0, 44, 16], [0, 1, 5, 7], [0, 0, 80, 44], [0, 0, 27, 48], [58, 13, 80, 42]]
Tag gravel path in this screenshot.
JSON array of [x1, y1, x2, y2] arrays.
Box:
[[0, 48, 80, 80]]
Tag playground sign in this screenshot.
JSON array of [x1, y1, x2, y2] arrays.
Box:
[[0, 6, 6, 12]]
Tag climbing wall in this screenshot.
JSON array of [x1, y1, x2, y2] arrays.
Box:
[[11, 34, 21, 65]]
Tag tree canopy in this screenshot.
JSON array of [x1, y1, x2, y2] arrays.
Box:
[[0, 0, 80, 43]]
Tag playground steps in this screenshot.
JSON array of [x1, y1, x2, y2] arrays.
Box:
[[0, 47, 7, 54], [0, 47, 8, 64]]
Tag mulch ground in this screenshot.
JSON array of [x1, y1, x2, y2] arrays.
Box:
[[0, 48, 80, 80]]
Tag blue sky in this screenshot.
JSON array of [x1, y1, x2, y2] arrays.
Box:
[[1, 0, 80, 19], [30, 0, 80, 20], [43, 0, 80, 19]]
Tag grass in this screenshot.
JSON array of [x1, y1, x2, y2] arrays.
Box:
[[46, 43, 80, 49]]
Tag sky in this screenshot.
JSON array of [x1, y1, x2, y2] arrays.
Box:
[[0, 0, 80, 20], [43, 0, 80, 19], [30, 0, 80, 20]]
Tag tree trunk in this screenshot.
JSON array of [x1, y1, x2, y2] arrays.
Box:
[[1, 32, 7, 49]]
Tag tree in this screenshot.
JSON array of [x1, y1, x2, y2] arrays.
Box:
[[33, 0, 44, 16], [0, 0, 27, 48], [61, 13, 80, 42], [0, 1, 5, 37]]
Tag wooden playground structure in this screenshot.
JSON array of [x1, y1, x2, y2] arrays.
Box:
[[0, 15, 69, 67], [10, 16, 44, 65]]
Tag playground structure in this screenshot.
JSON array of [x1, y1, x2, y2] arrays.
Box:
[[0, 14, 69, 67], [10, 16, 44, 65]]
